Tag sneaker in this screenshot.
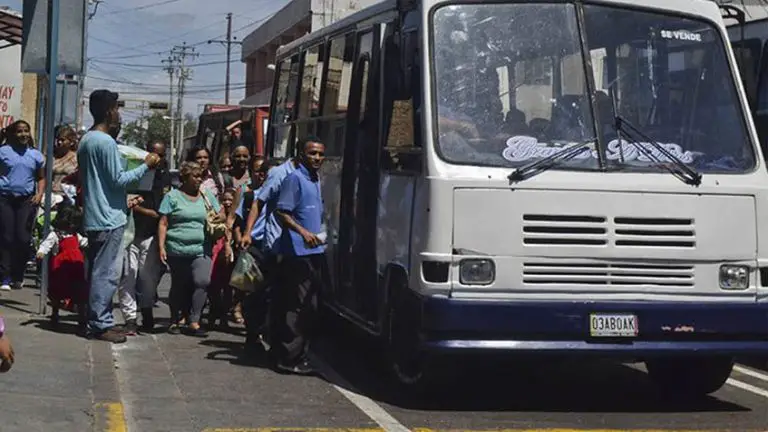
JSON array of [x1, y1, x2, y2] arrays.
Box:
[[276, 359, 316, 376], [0, 284, 10, 292], [11, 281, 22, 290], [123, 319, 138, 336], [91, 328, 127, 344]]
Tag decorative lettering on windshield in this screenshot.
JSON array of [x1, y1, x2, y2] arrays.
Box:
[[501, 135, 700, 164], [660, 30, 702, 42]]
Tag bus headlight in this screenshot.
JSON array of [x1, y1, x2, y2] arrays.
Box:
[[719, 265, 749, 290], [459, 259, 495, 285]]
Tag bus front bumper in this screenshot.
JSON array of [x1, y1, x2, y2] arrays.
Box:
[[414, 294, 768, 357]]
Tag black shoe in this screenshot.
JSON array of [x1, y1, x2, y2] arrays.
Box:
[[167, 324, 182, 335], [182, 326, 208, 338], [122, 319, 138, 336], [90, 328, 127, 344], [276, 359, 316, 376]]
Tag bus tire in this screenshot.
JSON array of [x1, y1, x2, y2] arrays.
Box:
[[645, 356, 734, 396], [386, 300, 435, 392]]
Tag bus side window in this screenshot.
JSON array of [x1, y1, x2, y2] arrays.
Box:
[[381, 24, 422, 173], [269, 55, 301, 159], [318, 33, 356, 158]]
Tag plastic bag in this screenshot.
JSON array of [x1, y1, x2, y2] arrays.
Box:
[[122, 210, 135, 248], [229, 251, 264, 293], [118, 144, 155, 192]]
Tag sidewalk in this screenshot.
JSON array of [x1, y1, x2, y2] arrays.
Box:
[[0, 275, 122, 432]]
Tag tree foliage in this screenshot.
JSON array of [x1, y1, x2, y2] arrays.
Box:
[[120, 112, 197, 148]]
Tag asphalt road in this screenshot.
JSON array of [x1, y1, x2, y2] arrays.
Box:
[[3, 274, 768, 431], [110, 276, 768, 432]]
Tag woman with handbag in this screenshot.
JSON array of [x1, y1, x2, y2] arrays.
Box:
[[157, 161, 226, 337]]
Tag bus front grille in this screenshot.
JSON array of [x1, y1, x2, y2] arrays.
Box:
[[614, 217, 695, 249], [522, 214, 608, 246], [522, 262, 695, 288]]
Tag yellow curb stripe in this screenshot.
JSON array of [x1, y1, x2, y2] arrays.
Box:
[[201, 429, 719, 432], [94, 402, 127, 432]]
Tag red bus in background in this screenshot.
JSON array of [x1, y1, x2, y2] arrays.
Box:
[[190, 104, 270, 169]]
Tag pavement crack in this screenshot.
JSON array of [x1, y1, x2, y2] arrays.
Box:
[[151, 334, 200, 431]]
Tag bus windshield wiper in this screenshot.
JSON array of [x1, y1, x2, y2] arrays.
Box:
[[612, 116, 702, 186], [508, 141, 593, 183]]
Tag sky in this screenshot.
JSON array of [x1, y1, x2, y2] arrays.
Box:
[[2, 0, 289, 125]]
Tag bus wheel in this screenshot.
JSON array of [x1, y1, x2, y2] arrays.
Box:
[[645, 357, 734, 396], [386, 302, 433, 391]]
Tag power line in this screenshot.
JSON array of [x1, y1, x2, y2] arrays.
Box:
[[85, 74, 248, 88], [89, 58, 231, 69], [103, 0, 187, 16]]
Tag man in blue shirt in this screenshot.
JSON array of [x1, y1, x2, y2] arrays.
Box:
[[239, 156, 299, 253], [235, 159, 276, 349], [272, 137, 327, 375], [78, 90, 161, 343]]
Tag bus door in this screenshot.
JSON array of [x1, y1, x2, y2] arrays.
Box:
[[336, 27, 380, 324]]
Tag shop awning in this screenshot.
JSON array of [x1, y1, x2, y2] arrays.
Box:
[[0, 9, 22, 50]]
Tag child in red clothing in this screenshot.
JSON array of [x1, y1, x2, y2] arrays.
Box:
[[36, 205, 88, 329], [209, 188, 236, 329]]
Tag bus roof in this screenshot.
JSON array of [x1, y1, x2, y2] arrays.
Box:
[[276, 0, 724, 60], [276, 0, 396, 58]]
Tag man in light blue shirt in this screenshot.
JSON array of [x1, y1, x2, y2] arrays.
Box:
[[240, 157, 299, 253], [77, 90, 161, 343], [272, 136, 328, 375]]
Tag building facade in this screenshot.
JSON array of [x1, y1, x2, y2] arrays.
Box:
[[240, 0, 379, 106]]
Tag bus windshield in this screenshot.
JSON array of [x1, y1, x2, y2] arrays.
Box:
[[431, 3, 755, 173]]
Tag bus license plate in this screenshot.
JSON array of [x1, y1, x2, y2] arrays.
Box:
[[589, 313, 638, 337]]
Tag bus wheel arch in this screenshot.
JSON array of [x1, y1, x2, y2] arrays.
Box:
[[382, 263, 434, 389], [645, 356, 734, 396]]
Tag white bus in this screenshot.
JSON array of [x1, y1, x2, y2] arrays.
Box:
[[266, 0, 768, 395]]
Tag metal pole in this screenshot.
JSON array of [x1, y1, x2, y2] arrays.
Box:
[[225, 12, 232, 105], [59, 79, 67, 124], [40, 0, 61, 316], [178, 71, 185, 154], [76, 3, 88, 130]]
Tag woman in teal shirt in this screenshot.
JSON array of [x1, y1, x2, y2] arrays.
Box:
[[158, 161, 222, 336]]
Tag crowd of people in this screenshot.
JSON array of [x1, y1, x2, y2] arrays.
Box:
[[0, 88, 329, 375]]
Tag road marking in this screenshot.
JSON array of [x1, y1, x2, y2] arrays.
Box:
[[726, 377, 768, 398], [733, 365, 768, 383], [202, 429, 384, 432], [93, 402, 127, 432], [201, 428, 725, 432], [311, 354, 411, 432]]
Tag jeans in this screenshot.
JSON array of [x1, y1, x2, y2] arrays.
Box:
[[119, 236, 165, 320], [87, 226, 125, 333], [0, 195, 36, 284], [135, 236, 166, 310], [167, 255, 211, 324]]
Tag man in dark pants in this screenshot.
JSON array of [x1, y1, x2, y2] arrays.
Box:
[[131, 140, 172, 333], [273, 137, 327, 375]]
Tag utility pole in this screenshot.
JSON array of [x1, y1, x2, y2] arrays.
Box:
[[172, 42, 198, 159], [162, 56, 177, 168], [208, 13, 242, 105]]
